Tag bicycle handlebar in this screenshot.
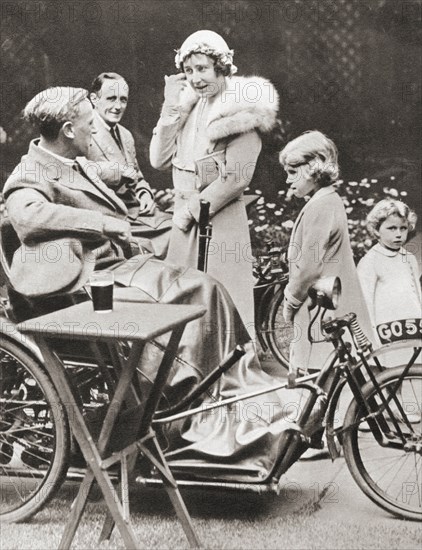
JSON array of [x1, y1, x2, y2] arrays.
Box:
[[322, 312, 372, 352]]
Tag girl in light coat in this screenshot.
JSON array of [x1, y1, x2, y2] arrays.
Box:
[[280, 131, 374, 373], [150, 30, 279, 335]]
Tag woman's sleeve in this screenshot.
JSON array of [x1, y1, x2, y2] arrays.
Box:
[[187, 131, 262, 221], [357, 252, 378, 326], [149, 106, 182, 170]]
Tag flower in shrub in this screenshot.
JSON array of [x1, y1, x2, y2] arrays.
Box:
[[249, 173, 404, 265]]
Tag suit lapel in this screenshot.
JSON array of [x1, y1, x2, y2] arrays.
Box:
[[75, 157, 127, 212], [117, 124, 132, 163], [91, 112, 128, 164], [27, 140, 127, 214]]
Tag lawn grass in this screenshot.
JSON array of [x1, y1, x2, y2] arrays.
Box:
[[1, 483, 421, 550]]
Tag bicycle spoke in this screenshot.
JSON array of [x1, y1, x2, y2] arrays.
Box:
[[0, 341, 69, 522], [343, 365, 421, 520]]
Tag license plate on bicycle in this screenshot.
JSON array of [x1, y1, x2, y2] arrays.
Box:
[[376, 318, 422, 344]]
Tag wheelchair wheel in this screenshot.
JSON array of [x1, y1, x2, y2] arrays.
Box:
[[343, 365, 422, 521], [0, 339, 70, 523], [266, 286, 293, 370]]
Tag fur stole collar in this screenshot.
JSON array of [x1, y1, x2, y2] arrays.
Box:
[[178, 75, 279, 142]]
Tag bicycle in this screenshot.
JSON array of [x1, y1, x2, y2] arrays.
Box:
[[1, 270, 421, 523], [144, 281, 421, 521], [253, 241, 291, 369]]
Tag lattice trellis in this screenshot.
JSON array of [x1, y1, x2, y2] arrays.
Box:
[[1, 30, 53, 153], [285, 0, 364, 101]]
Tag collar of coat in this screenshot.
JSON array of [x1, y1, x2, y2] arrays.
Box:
[[3, 139, 128, 215], [305, 185, 336, 206], [288, 186, 337, 242], [177, 75, 279, 142], [295, 186, 337, 219]]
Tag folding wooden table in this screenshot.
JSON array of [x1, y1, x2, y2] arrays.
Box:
[[18, 293, 206, 549]]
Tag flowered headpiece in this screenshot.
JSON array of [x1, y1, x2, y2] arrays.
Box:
[[174, 30, 237, 76]]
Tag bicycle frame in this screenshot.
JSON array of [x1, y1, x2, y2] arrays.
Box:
[[336, 341, 421, 446], [141, 309, 422, 501]]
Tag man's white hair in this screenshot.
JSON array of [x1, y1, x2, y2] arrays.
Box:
[[24, 87, 88, 139]]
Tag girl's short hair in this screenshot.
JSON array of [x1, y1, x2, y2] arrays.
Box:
[[366, 199, 418, 237], [279, 130, 339, 187]]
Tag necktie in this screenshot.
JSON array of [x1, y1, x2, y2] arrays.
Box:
[[73, 161, 82, 174], [110, 125, 123, 151]]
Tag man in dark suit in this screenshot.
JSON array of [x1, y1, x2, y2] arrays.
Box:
[[88, 72, 172, 258]]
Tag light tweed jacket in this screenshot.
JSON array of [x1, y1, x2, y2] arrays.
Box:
[[3, 140, 130, 296]]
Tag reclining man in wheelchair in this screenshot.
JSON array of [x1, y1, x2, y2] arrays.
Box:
[[2, 86, 306, 479]]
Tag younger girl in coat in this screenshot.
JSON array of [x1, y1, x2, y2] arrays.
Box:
[[279, 131, 373, 374], [358, 200, 421, 422], [357, 199, 421, 333]]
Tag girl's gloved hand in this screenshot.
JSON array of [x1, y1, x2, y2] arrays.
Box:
[[283, 298, 299, 324]]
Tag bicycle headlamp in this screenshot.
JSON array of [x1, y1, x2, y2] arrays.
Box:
[[308, 276, 341, 310]]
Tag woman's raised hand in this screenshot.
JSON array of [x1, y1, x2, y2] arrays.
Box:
[[164, 73, 187, 106]]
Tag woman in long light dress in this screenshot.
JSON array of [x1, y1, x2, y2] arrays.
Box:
[[150, 30, 279, 336]]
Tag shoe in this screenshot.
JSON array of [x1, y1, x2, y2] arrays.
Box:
[[299, 446, 330, 461], [299, 432, 330, 461], [406, 414, 421, 424]]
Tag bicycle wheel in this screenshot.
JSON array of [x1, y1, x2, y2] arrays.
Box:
[[0, 339, 70, 523], [254, 284, 276, 354], [266, 285, 294, 370], [343, 365, 422, 520]]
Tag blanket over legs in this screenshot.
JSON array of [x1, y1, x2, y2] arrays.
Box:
[[112, 254, 302, 481]]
